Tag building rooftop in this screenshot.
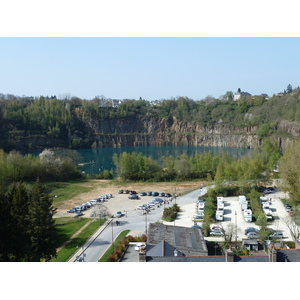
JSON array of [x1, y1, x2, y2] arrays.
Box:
[[147, 223, 208, 256]]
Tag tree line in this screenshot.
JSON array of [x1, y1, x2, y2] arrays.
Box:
[[0, 148, 82, 186], [112, 138, 281, 183], [1, 86, 300, 151]]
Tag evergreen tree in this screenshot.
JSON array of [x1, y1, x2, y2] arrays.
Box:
[[27, 179, 57, 261], [9, 182, 31, 261], [0, 188, 14, 261]]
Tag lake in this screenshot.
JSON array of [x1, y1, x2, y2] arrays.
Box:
[[76, 145, 250, 174]]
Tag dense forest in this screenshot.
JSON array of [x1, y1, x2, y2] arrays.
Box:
[[1, 84, 300, 151]]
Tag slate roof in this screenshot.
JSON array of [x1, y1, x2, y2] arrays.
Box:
[[147, 256, 226, 262], [146, 240, 184, 257], [147, 223, 208, 256], [234, 255, 269, 262], [276, 248, 300, 262]]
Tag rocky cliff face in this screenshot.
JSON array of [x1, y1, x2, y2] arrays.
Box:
[[6, 116, 299, 152], [93, 117, 260, 149]]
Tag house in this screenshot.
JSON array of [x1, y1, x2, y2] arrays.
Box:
[[134, 223, 300, 262], [234, 91, 252, 101]]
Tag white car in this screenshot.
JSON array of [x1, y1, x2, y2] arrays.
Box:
[[116, 211, 122, 218], [135, 243, 146, 251]]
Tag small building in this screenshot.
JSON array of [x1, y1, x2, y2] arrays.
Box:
[[234, 91, 252, 101], [242, 238, 259, 251]]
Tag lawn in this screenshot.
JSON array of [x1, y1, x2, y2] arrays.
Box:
[[45, 179, 100, 206], [50, 217, 105, 262]]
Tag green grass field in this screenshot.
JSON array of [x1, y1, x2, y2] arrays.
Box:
[[50, 217, 105, 262]]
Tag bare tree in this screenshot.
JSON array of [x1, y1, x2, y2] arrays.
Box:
[[91, 203, 110, 222], [282, 216, 300, 241]]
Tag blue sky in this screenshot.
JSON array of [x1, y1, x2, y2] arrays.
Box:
[[1, 37, 300, 100]]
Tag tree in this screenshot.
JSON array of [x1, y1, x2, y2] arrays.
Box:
[[278, 140, 300, 205], [9, 182, 31, 261], [27, 179, 57, 261], [286, 84, 293, 94], [0, 188, 14, 261], [282, 216, 300, 242]]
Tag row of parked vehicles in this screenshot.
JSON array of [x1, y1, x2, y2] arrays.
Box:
[[137, 197, 165, 212], [119, 189, 172, 198], [244, 226, 284, 240], [67, 193, 113, 217]]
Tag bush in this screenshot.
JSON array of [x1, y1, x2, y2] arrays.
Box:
[[162, 204, 180, 222]]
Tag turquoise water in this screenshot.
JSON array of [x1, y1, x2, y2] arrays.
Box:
[[76, 145, 250, 174]]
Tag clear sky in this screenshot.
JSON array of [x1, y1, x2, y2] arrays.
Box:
[[1, 37, 300, 101]]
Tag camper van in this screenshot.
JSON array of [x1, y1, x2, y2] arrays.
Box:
[[216, 210, 224, 221], [244, 209, 252, 222]]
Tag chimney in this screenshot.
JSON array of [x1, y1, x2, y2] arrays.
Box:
[[269, 244, 277, 262], [139, 252, 146, 262], [226, 249, 235, 262]]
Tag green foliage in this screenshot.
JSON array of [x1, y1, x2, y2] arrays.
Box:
[[162, 204, 180, 222], [0, 179, 57, 261], [278, 140, 300, 205], [0, 148, 82, 186]]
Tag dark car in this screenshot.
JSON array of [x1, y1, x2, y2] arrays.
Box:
[[152, 192, 159, 196], [128, 194, 139, 200], [129, 190, 137, 194], [124, 190, 129, 194], [67, 207, 77, 213], [165, 193, 171, 197], [159, 192, 165, 197], [140, 192, 147, 196], [244, 227, 259, 235], [118, 189, 124, 194], [147, 192, 152, 196]]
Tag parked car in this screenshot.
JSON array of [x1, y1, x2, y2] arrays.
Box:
[[165, 193, 172, 197], [140, 192, 147, 196], [134, 243, 146, 251], [67, 207, 77, 213], [124, 190, 129, 194], [118, 189, 124, 194], [116, 211, 122, 218], [147, 192, 152, 196], [128, 194, 139, 200], [269, 231, 284, 239], [193, 213, 204, 222], [244, 227, 259, 235], [247, 232, 260, 239], [210, 228, 224, 236], [159, 192, 165, 197], [152, 192, 159, 196], [137, 204, 147, 210], [153, 197, 163, 203], [74, 211, 83, 217]]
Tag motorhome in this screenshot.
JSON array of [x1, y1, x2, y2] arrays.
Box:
[[240, 199, 248, 211], [216, 210, 224, 221], [244, 209, 252, 222], [197, 200, 206, 211], [263, 208, 273, 221]]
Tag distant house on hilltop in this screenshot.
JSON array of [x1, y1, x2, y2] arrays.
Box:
[[234, 91, 252, 101]]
